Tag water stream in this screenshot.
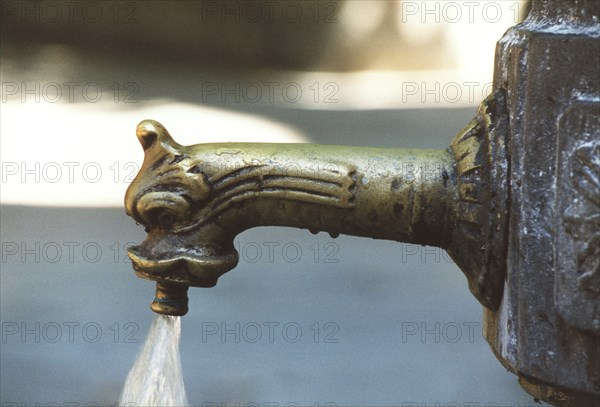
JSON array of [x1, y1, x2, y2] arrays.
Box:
[[120, 314, 189, 406]]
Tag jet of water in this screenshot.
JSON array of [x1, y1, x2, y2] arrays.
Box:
[[120, 314, 189, 406]]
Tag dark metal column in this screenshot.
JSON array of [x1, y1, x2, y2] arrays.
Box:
[[483, 0, 600, 405]]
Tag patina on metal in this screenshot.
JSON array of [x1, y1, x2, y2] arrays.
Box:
[[124, 0, 599, 405], [125, 97, 507, 312]]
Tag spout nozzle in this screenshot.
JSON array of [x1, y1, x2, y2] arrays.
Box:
[[150, 282, 189, 316]]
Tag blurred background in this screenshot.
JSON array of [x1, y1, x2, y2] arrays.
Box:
[[1, 0, 548, 406]]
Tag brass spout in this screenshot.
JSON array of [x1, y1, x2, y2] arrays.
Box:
[[125, 92, 508, 313], [150, 282, 189, 317]]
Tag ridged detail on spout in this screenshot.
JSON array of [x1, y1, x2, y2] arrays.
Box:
[[451, 114, 486, 242], [199, 163, 357, 225], [448, 90, 509, 310]]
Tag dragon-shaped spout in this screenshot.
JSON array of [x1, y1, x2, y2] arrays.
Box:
[[125, 93, 508, 316]]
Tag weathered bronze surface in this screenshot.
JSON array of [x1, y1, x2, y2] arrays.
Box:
[[125, 99, 507, 310], [124, 0, 599, 405]]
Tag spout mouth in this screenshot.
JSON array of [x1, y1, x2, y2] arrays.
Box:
[[151, 282, 189, 316], [127, 244, 238, 287]]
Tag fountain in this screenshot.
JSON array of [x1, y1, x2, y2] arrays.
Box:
[[122, 1, 599, 405]]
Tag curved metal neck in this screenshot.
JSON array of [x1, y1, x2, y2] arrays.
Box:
[[192, 144, 455, 247], [125, 121, 458, 290], [126, 102, 508, 312]]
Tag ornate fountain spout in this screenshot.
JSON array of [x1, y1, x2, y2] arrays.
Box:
[[125, 92, 507, 315], [124, 0, 599, 405]]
